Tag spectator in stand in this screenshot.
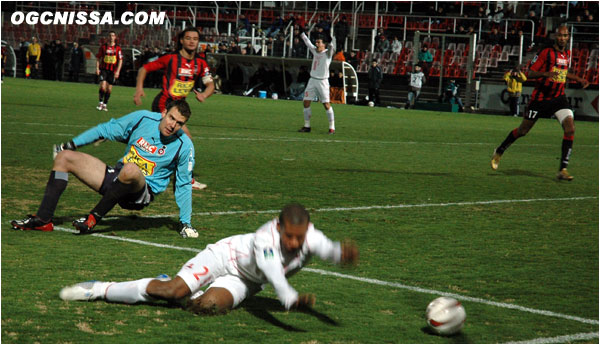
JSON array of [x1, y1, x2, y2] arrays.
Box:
[[376, 36, 390, 54], [237, 14, 250, 37], [292, 37, 306, 58], [333, 50, 345, 62], [68, 41, 84, 82], [295, 15, 306, 31], [334, 16, 349, 52], [42, 40, 55, 80], [265, 15, 284, 38], [368, 59, 383, 106], [54, 39, 65, 81], [273, 35, 285, 57], [503, 63, 527, 117], [405, 64, 426, 109], [317, 15, 332, 32], [418, 45, 433, 76], [391, 36, 402, 55], [228, 40, 241, 55], [486, 27, 503, 46], [374, 28, 384, 49], [346, 51, 358, 70], [507, 27, 519, 45]]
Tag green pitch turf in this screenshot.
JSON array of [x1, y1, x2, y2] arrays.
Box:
[[1, 78, 598, 343]]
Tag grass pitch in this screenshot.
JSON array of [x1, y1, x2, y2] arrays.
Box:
[[1, 78, 598, 343]]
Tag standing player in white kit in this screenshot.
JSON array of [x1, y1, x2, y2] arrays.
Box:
[[58, 204, 359, 314], [298, 31, 337, 134]]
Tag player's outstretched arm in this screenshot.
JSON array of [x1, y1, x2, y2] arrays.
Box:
[[341, 239, 359, 266], [133, 67, 148, 105], [567, 72, 590, 89]]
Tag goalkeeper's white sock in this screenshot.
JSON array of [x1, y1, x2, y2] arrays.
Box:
[[326, 107, 335, 130], [104, 278, 154, 304], [303, 107, 312, 128]]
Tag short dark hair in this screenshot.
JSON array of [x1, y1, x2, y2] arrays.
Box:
[[177, 27, 201, 51], [372, 59, 378, 63], [279, 203, 310, 228], [167, 99, 192, 119]]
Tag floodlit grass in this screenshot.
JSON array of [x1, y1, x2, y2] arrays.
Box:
[[1, 78, 598, 343]]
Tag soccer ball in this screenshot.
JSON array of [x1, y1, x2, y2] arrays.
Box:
[[368, 101, 375, 107], [425, 297, 466, 336]]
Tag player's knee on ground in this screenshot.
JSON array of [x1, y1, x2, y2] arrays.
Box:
[[187, 288, 233, 315], [147, 278, 190, 301]]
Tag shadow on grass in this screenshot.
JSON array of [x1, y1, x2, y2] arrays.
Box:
[[53, 215, 180, 236], [241, 296, 339, 332], [420, 326, 469, 343]]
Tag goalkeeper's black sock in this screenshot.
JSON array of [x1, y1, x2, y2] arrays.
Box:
[[103, 91, 111, 105], [560, 135, 573, 170], [496, 128, 521, 155], [90, 178, 133, 218], [99, 88, 105, 102], [37, 171, 69, 221]]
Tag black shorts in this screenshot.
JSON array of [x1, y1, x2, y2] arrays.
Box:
[[525, 95, 571, 121], [99, 162, 154, 210], [99, 69, 116, 85]]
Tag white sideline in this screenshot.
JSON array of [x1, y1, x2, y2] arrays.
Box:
[[507, 331, 599, 344], [6, 128, 599, 148]]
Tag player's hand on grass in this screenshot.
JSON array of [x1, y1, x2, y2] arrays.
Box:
[[133, 89, 145, 106], [294, 293, 316, 309], [193, 89, 207, 102], [53, 140, 76, 159], [179, 222, 199, 238], [341, 239, 359, 266]]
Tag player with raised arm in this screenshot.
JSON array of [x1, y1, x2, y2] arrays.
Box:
[[59, 204, 359, 314], [298, 30, 337, 134], [11, 100, 200, 238], [491, 25, 589, 180], [133, 27, 213, 191], [96, 31, 123, 112]]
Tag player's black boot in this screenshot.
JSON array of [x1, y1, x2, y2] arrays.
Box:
[[11, 215, 54, 232], [73, 213, 99, 234], [298, 127, 311, 133]]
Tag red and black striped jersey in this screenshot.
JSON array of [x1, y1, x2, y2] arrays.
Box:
[[96, 43, 123, 72], [528, 47, 571, 101], [143, 53, 211, 100]]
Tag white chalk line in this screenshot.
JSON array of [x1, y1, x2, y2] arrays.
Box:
[[507, 331, 599, 344], [4, 128, 598, 148]]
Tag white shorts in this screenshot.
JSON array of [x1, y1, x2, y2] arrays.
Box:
[[176, 245, 262, 308], [303, 78, 330, 103]]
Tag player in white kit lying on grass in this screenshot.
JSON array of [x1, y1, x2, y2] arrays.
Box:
[[298, 31, 337, 134], [59, 203, 359, 314]]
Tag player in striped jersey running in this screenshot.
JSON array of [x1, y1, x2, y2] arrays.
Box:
[[96, 31, 123, 112]]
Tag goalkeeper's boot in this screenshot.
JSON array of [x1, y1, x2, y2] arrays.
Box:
[[557, 168, 574, 181], [11, 215, 54, 232], [328, 129, 335, 135], [298, 126, 311, 133], [191, 178, 207, 190], [491, 149, 502, 171], [96, 102, 103, 111], [72, 213, 99, 234], [59, 281, 112, 301]]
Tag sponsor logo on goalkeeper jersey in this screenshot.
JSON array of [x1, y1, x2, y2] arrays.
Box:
[[124, 146, 156, 176], [135, 137, 158, 154]]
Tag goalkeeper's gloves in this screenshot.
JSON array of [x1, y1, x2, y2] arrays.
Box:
[[53, 140, 76, 159], [179, 222, 199, 238]]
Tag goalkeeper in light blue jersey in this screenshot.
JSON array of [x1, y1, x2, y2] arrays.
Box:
[[11, 100, 199, 238]]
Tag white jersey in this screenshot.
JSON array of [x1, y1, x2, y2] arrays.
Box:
[[301, 32, 335, 80], [207, 219, 341, 309], [409, 71, 426, 89]]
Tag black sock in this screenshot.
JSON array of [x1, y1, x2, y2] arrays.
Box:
[[99, 89, 105, 102], [37, 171, 68, 221], [90, 179, 133, 218], [103, 91, 111, 105], [496, 128, 520, 155], [560, 135, 573, 170]]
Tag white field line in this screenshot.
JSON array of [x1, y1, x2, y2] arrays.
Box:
[[4, 128, 599, 148], [507, 331, 599, 344], [95, 196, 598, 220]]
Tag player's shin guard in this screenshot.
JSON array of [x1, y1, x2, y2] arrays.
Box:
[[103, 91, 111, 105], [560, 135, 573, 170], [99, 88, 105, 102], [90, 179, 133, 219], [303, 107, 312, 128], [496, 128, 521, 154], [105, 278, 154, 304], [37, 171, 68, 221], [326, 108, 335, 130]]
